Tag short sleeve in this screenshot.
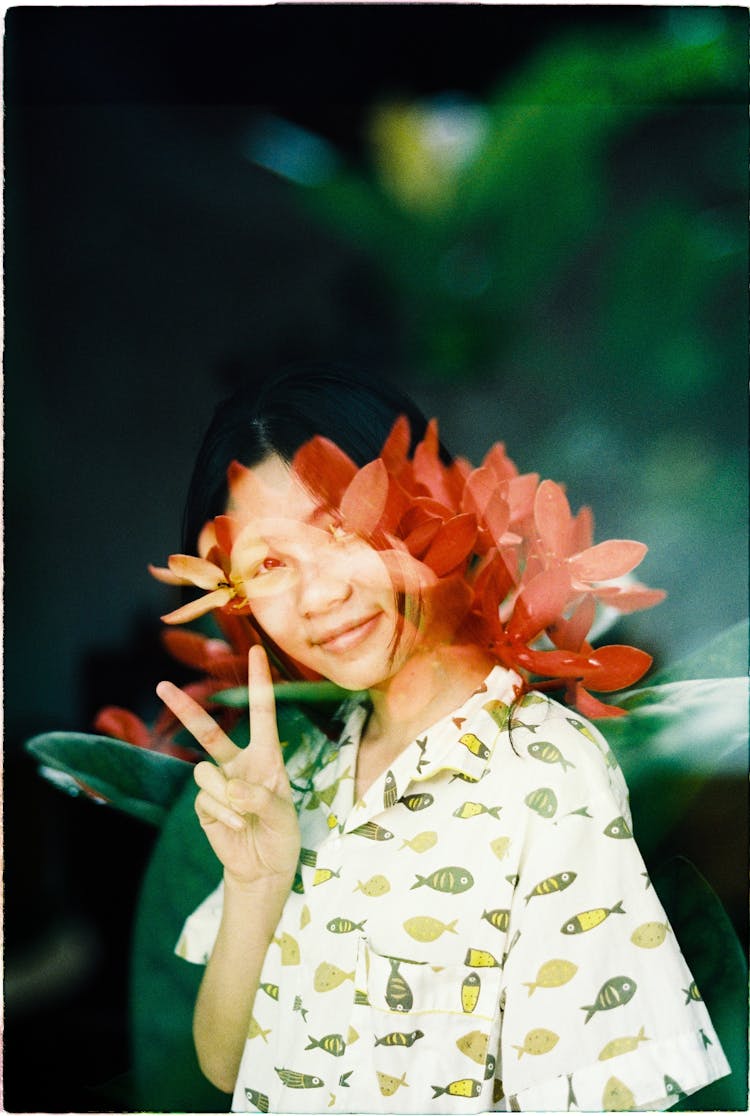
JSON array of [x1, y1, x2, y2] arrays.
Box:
[[174, 880, 224, 965], [496, 722, 730, 1111]]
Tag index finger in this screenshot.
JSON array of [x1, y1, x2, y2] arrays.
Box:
[[156, 679, 240, 766], [247, 645, 281, 753]]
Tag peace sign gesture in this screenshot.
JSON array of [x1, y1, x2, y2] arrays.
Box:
[[156, 646, 301, 890]]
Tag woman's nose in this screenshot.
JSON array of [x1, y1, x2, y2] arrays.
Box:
[[296, 562, 353, 618]]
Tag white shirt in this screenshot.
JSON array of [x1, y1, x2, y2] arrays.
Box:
[[177, 666, 730, 1112]]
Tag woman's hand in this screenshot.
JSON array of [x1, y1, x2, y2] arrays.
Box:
[[156, 645, 300, 890]]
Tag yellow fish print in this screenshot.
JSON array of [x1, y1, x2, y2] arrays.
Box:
[[482, 907, 510, 932], [375, 1029, 423, 1047], [326, 813, 339, 829], [273, 933, 300, 966], [512, 1028, 559, 1059], [377, 1071, 409, 1097], [461, 971, 481, 1013], [314, 962, 355, 993], [602, 1076, 635, 1111], [561, 901, 625, 935], [313, 867, 341, 886], [346, 1026, 359, 1045], [412, 866, 474, 894], [599, 1026, 649, 1061], [351, 821, 394, 842], [274, 1067, 324, 1089], [400, 792, 434, 812], [385, 958, 414, 1012], [582, 976, 637, 1023], [244, 1087, 269, 1113], [354, 874, 391, 897], [305, 1033, 346, 1057], [400, 830, 438, 853], [453, 801, 502, 820], [459, 732, 491, 759], [489, 835, 511, 860], [630, 921, 670, 949], [522, 958, 578, 996], [247, 1015, 270, 1042], [524, 786, 558, 819], [431, 1078, 482, 1099], [299, 904, 311, 930], [527, 740, 575, 771], [456, 1030, 489, 1064], [326, 916, 367, 934], [464, 947, 501, 968], [483, 699, 511, 731], [524, 870, 577, 904], [403, 916, 458, 942]]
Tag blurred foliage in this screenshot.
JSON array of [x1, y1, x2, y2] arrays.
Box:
[[291, 11, 744, 400]]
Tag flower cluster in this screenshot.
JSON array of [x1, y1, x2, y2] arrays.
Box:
[[146, 417, 665, 719]]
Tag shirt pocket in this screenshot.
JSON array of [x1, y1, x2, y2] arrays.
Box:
[[351, 936, 505, 1113]]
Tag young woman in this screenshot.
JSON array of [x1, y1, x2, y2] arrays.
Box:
[[155, 365, 729, 1112]]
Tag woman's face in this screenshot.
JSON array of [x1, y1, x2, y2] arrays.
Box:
[[228, 455, 431, 692]]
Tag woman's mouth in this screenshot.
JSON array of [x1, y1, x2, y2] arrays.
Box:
[[312, 612, 383, 654]]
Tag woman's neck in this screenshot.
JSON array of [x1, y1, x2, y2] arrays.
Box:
[[354, 642, 496, 798]]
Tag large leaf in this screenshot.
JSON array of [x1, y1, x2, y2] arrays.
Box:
[[648, 618, 748, 685], [597, 676, 747, 857], [211, 680, 358, 708], [651, 857, 748, 1111], [24, 733, 194, 826]]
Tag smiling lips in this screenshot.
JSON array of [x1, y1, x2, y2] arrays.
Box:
[[311, 612, 383, 654]]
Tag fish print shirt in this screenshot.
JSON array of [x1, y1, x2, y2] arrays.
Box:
[[177, 666, 730, 1112]]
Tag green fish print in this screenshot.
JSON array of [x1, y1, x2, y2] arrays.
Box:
[[351, 821, 394, 842], [482, 908, 511, 932], [291, 869, 304, 895], [305, 1033, 346, 1057], [411, 866, 475, 894], [431, 1078, 483, 1099], [484, 1053, 497, 1080], [559, 806, 592, 821], [354, 989, 370, 1007], [385, 958, 414, 1012], [275, 1068, 324, 1089], [561, 901, 625, 935], [375, 1029, 424, 1047], [400, 792, 434, 812], [292, 994, 309, 1022], [259, 982, 279, 1000], [483, 699, 511, 731], [525, 787, 558, 819], [527, 740, 575, 772], [564, 716, 599, 745], [299, 847, 318, 867], [415, 736, 430, 775], [520, 692, 547, 708], [581, 976, 637, 1024], [383, 770, 398, 808], [244, 1088, 269, 1113], [700, 1028, 713, 1049], [453, 801, 502, 820], [461, 972, 482, 1013], [450, 770, 483, 784], [664, 1076, 687, 1103], [683, 981, 702, 1004], [326, 916, 367, 934], [459, 732, 491, 760], [603, 816, 633, 840], [524, 870, 577, 904]]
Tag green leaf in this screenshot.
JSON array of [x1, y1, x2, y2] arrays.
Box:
[[651, 857, 748, 1110], [210, 680, 359, 708], [24, 732, 193, 826], [648, 619, 748, 685], [597, 677, 746, 856]]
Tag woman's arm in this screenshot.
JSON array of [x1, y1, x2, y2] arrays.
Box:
[[157, 647, 301, 1095]]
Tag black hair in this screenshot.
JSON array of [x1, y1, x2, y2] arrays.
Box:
[[183, 360, 451, 552]]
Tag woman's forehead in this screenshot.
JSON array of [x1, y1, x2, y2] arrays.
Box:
[[225, 454, 324, 527]]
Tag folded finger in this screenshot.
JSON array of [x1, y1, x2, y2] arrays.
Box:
[[195, 788, 245, 831]]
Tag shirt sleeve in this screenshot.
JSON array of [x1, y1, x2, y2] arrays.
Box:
[[174, 880, 224, 965], [496, 718, 730, 1111]]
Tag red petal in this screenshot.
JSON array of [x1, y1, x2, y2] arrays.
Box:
[[404, 518, 442, 558], [292, 436, 357, 507], [570, 506, 594, 554], [578, 644, 652, 691], [534, 480, 573, 558], [508, 567, 573, 643], [340, 459, 389, 537], [93, 706, 152, 748], [422, 513, 478, 576], [594, 584, 667, 613], [570, 540, 647, 582], [571, 685, 627, 719], [161, 629, 246, 681], [548, 594, 597, 652], [379, 415, 411, 472], [482, 442, 519, 482], [148, 563, 187, 586], [161, 586, 234, 625]]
